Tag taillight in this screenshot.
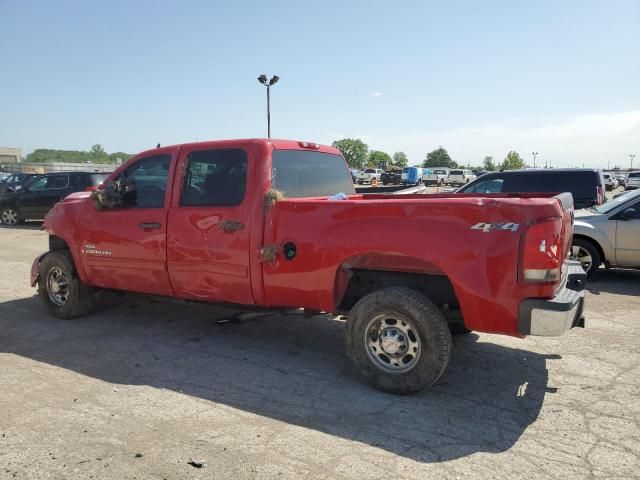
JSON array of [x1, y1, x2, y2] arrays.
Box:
[[596, 185, 604, 204], [521, 219, 562, 283]]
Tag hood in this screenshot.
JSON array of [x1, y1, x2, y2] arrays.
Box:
[[61, 191, 92, 203], [573, 208, 601, 220]]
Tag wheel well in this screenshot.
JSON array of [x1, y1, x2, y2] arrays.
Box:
[[337, 269, 462, 324], [573, 234, 605, 262], [49, 235, 69, 251]]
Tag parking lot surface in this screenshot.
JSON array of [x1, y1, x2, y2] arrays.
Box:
[[1, 225, 639, 479]]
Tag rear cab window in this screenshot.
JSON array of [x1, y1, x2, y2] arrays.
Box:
[[271, 150, 355, 198]]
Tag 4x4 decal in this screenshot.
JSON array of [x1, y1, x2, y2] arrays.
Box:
[[471, 222, 520, 233]]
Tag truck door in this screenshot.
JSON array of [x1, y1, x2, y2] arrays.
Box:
[[167, 146, 254, 304], [614, 198, 640, 266], [77, 150, 177, 296]]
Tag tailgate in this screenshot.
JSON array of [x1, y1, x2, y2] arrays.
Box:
[[554, 192, 575, 275]]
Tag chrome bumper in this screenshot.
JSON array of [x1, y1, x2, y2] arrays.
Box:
[[518, 261, 586, 337]]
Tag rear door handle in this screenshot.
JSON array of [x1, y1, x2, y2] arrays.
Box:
[[139, 222, 162, 231]]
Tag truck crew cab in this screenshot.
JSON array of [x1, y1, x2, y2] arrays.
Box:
[[32, 139, 586, 394]]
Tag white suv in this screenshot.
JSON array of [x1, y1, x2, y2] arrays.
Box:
[[626, 171, 640, 190], [447, 169, 476, 186]]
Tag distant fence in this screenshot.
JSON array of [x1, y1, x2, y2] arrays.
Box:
[[0, 162, 117, 174]]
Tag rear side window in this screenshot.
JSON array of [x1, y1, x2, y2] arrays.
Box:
[[503, 174, 554, 192], [629, 172, 640, 178], [466, 178, 504, 193], [553, 173, 598, 198], [180, 149, 247, 207], [75, 174, 90, 189], [272, 150, 355, 198]]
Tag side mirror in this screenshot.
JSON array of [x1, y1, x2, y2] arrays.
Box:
[[620, 207, 637, 220], [91, 181, 123, 210]]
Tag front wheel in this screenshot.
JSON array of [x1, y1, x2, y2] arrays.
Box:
[[38, 251, 94, 319], [570, 238, 601, 278], [345, 287, 452, 394]]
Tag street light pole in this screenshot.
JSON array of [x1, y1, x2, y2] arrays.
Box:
[[532, 152, 538, 168], [258, 74, 279, 139], [631, 154, 636, 170]]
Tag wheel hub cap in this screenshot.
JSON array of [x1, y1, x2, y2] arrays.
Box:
[[47, 267, 69, 306], [364, 314, 422, 373], [2, 209, 17, 225]]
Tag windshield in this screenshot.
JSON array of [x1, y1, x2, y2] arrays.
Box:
[[271, 150, 355, 198], [592, 188, 640, 214]]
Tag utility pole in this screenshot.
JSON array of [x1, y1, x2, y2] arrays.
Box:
[[631, 154, 636, 170]]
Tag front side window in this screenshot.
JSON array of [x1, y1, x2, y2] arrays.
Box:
[[26, 176, 48, 191], [44, 175, 69, 189], [180, 149, 247, 207], [112, 154, 171, 208]]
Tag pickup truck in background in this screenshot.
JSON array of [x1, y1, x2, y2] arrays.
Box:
[[423, 168, 449, 186], [31, 138, 586, 394], [357, 168, 383, 184]]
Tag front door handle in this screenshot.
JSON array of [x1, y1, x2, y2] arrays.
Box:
[[139, 222, 162, 231]]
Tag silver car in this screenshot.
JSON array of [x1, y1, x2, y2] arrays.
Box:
[[571, 188, 640, 277]]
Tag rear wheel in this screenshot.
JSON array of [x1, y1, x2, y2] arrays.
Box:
[[345, 287, 452, 394], [38, 251, 94, 319], [1, 206, 22, 226], [570, 238, 601, 278]]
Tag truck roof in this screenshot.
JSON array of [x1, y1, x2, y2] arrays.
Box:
[[133, 138, 341, 159]]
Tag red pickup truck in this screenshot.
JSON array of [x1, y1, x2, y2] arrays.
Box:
[[31, 139, 586, 394]]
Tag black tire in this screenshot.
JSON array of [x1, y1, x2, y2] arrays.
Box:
[[571, 238, 601, 279], [345, 287, 452, 394], [38, 250, 94, 319], [0, 205, 23, 226]]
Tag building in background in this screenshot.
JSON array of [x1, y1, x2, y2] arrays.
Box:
[[0, 147, 22, 164]]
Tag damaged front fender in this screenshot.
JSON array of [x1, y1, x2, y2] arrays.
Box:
[[30, 252, 49, 287]]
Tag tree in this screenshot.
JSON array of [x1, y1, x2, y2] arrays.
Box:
[[25, 147, 130, 164], [332, 138, 369, 169], [483, 156, 497, 171], [500, 151, 525, 171], [423, 147, 456, 168], [368, 150, 392, 168], [90, 144, 105, 155], [392, 151, 408, 168]]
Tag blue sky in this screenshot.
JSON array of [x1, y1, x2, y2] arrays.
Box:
[[1, 0, 639, 168]]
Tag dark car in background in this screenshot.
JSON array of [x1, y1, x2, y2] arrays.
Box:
[[456, 168, 605, 209], [0, 173, 40, 194], [0, 172, 106, 225]]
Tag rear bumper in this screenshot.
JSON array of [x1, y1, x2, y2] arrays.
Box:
[[518, 261, 586, 336]]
